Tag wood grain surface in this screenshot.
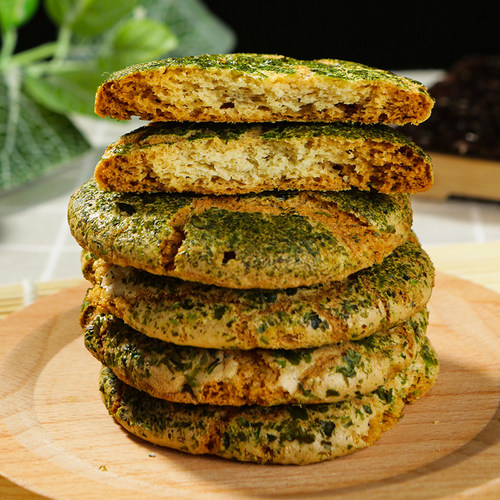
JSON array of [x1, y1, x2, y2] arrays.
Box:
[[0, 272, 499, 499], [415, 152, 500, 201]]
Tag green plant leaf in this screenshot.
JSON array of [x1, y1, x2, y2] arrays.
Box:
[[43, 0, 83, 28], [98, 18, 178, 73], [0, 70, 90, 192], [44, 0, 141, 36], [24, 65, 102, 116], [138, 0, 236, 56], [0, 0, 39, 30]]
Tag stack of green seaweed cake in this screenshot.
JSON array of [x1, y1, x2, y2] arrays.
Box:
[[68, 54, 439, 465]]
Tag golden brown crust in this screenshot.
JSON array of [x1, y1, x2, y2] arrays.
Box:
[[95, 122, 433, 195], [94, 54, 433, 125]]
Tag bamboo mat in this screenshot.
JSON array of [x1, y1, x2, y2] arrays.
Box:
[[1, 241, 499, 320], [0, 278, 86, 320]]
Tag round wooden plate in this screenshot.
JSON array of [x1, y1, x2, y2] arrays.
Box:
[[1, 273, 499, 499]]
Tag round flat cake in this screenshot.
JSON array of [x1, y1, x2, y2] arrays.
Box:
[[94, 121, 433, 195], [98, 333, 439, 464], [94, 53, 434, 125], [84, 308, 427, 406], [81, 236, 434, 349], [68, 180, 412, 289]]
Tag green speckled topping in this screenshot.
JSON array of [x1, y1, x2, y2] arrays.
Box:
[[110, 121, 430, 162], [82, 237, 434, 349], [67, 179, 194, 269], [84, 308, 424, 406], [320, 189, 411, 233], [98, 331, 438, 464], [105, 53, 429, 95], [183, 206, 344, 274], [69, 180, 412, 289]]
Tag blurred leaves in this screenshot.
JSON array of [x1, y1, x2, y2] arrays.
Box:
[[0, 0, 39, 30], [139, 0, 236, 57], [98, 18, 178, 72], [0, 0, 236, 191], [44, 0, 142, 37], [0, 69, 90, 191], [23, 64, 101, 116]]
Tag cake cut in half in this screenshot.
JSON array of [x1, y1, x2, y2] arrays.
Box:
[[95, 121, 433, 195], [94, 53, 434, 125]]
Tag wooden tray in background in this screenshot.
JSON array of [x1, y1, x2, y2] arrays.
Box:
[[416, 152, 500, 201], [0, 273, 499, 499]]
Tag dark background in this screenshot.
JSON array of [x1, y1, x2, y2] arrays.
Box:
[[16, 1, 499, 71], [203, 1, 499, 70]]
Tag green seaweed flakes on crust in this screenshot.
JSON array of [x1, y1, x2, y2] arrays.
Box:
[[68, 180, 412, 289], [81, 236, 434, 349], [84, 309, 427, 406], [94, 53, 433, 125], [103, 53, 424, 86], [98, 333, 438, 465]]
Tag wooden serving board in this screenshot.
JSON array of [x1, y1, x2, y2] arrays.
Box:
[[1, 273, 499, 499], [415, 152, 500, 201]]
